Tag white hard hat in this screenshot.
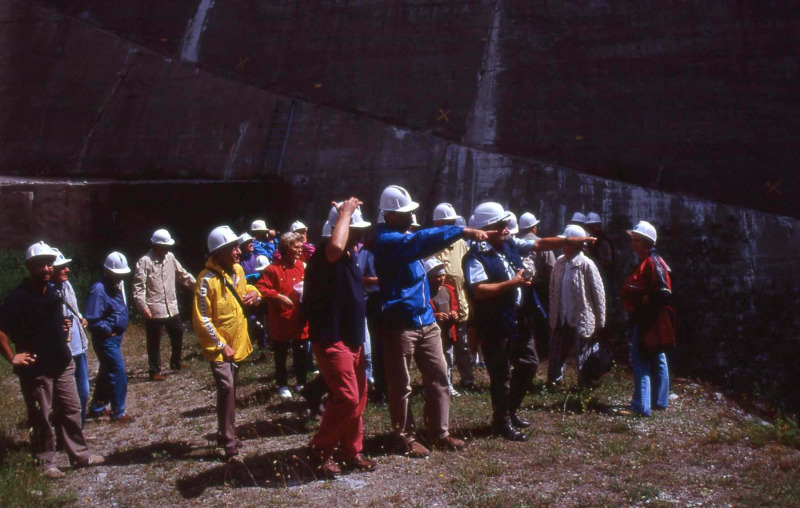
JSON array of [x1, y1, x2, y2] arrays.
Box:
[[472, 202, 512, 230], [586, 212, 602, 225], [25, 241, 58, 262], [327, 204, 372, 229], [455, 216, 467, 227], [250, 219, 269, 232], [207, 225, 239, 254], [433, 203, 461, 222], [254, 255, 270, 271], [379, 185, 419, 213], [423, 257, 446, 275], [150, 229, 175, 246], [570, 212, 587, 224], [290, 221, 308, 233], [104, 251, 131, 274], [557, 225, 587, 239], [507, 212, 519, 235], [519, 212, 540, 230], [377, 210, 385, 224], [351, 207, 371, 228], [51, 248, 72, 267], [237, 233, 253, 246], [627, 221, 657, 244], [321, 220, 332, 238], [467, 215, 476, 228], [411, 214, 420, 227]]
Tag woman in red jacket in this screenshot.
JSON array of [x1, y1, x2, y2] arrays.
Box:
[[621, 221, 673, 416], [257, 232, 309, 399]]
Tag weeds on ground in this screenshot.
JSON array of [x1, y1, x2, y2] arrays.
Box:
[[0, 364, 77, 507]]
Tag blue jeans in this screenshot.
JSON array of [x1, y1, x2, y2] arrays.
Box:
[[90, 333, 128, 419], [630, 325, 669, 416], [73, 352, 90, 427]]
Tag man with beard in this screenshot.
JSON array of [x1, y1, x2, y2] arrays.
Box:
[[0, 242, 104, 478], [464, 203, 595, 441]]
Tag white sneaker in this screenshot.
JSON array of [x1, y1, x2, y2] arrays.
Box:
[[449, 386, 461, 397], [278, 386, 292, 399]]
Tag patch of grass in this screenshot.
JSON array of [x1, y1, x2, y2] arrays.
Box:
[[703, 416, 744, 445], [626, 481, 661, 503], [0, 364, 77, 507]]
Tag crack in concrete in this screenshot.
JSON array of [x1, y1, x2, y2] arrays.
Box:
[[74, 48, 137, 174]]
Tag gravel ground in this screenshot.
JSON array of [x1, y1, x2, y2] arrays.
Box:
[[3, 324, 799, 506]]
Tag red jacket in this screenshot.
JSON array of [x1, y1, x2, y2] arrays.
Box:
[[621, 248, 673, 321], [430, 283, 459, 343], [256, 259, 309, 342]]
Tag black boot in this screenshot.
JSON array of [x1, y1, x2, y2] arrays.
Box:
[[492, 422, 528, 442], [510, 413, 531, 429]]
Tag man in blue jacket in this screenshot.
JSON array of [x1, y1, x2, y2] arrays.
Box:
[[86, 252, 134, 423], [374, 185, 487, 458]]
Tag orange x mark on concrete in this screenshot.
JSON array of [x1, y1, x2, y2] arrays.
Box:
[[437, 109, 451, 123], [766, 181, 782, 196], [236, 57, 249, 70]]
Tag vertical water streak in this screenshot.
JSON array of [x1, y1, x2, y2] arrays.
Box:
[[463, 0, 504, 149], [180, 0, 215, 63], [223, 121, 249, 180]]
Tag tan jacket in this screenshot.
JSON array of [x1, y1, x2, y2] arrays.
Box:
[[549, 252, 606, 337], [133, 250, 196, 319], [434, 238, 470, 322]]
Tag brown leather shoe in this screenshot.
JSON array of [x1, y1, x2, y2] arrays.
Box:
[[150, 373, 166, 381], [111, 414, 135, 424], [400, 439, 431, 458], [341, 454, 377, 472], [76, 455, 105, 468], [432, 435, 466, 451], [316, 456, 342, 478]]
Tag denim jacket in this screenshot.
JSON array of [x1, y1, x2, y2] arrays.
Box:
[[85, 276, 129, 338]]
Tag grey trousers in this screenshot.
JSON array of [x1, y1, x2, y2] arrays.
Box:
[[453, 322, 474, 386], [382, 323, 450, 442], [210, 362, 239, 455], [547, 324, 594, 384], [19, 361, 91, 469]]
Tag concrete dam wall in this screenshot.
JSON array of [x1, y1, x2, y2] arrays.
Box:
[[0, 0, 798, 408]]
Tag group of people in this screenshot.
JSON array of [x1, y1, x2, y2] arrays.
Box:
[[0, 184, 674, 480]]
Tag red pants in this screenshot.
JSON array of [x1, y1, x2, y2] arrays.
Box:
[[310, 341, 367, 459]]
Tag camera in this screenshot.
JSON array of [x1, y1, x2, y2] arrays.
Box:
[[521, 269, 533, 281]]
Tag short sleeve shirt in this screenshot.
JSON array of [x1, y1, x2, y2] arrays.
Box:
[[465, 244, 523, 307], [303, 243, 366, 345], [0, 281, 71, 377]]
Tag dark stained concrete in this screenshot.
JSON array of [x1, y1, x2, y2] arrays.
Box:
[[1, 0, 799, 407], [15, 0, 800, 217]]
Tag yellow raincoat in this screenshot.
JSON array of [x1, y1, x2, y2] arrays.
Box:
[[192, 257, 256, 363]]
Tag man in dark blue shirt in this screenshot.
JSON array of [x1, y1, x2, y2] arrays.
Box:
[[374, 185, 486, 458], [303, 198, 376, 478], [0, 242, 103, 478]]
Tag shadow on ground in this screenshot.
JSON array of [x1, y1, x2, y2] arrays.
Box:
[[103, 440, 219, 466], [175, 446, 334, 497]]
